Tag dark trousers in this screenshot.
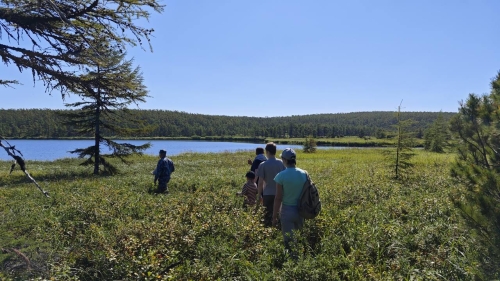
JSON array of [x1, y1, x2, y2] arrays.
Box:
[[262, 195, 275, 227], [157, 181, 169, 193]]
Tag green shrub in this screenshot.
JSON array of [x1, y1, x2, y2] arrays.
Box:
[[303, 136, 317, 153]]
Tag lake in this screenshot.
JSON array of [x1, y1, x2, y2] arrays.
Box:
[[0, 139, 343, 161]]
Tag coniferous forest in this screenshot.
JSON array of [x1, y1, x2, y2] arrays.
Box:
[[0, 109, 455, 139]]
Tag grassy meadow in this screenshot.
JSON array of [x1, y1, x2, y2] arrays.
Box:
[[0, 149, 493, 280]]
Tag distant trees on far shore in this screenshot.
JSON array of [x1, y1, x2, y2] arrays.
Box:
[[0, 109, 455, 139]]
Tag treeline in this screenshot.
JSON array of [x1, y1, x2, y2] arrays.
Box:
[[0, 109, 455, 139]]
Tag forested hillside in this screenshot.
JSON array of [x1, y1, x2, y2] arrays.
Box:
[[0, 109, 455, 139]]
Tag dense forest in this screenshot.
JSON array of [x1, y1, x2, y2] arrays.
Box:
[[0, 109, 455, 139]]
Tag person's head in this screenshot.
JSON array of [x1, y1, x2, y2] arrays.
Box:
[[255, 147, 265, 155], [265, 142, 277, 157], [245, 171, 255, 181], [159, 149, 167, 158], [280, 148, 297, 167]]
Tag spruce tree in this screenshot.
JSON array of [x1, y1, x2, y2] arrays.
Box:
[[384, 102, 415, 179], [424, 112, 450, 153], [62, 50, 150, 174], [449, 72, 500, 261], [0, 0, 163, 95]]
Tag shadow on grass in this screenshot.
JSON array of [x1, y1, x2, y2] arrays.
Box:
[[146, 183, 174, 195], [1, 247, 50, 280]]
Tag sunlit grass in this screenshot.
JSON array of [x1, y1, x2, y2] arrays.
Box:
[[0, 149, 489, 280]]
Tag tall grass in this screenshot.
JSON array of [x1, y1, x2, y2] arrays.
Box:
[[0, 149, 491, 280]]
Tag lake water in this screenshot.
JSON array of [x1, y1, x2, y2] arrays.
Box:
[[0, 139, 341, 161]]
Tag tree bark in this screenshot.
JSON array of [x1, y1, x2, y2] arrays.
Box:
[[94, 65, 101, 175]]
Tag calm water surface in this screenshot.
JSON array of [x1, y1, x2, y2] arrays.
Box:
[[0, 139, 342, 161]]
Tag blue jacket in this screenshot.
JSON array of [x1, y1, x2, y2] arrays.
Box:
[[154, 157, 175, 182], [251, 154, 267, 172]]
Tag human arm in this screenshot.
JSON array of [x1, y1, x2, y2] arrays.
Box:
[[153, 162, 159, 184], [251, 159, 261, 183], [257, 178, 264, 201], [272, 183, 283, 227], [256, 162, 264, 197], [247, 159, 252, 165]]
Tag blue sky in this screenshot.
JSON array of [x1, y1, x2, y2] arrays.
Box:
[[1, 0, 500, 116]]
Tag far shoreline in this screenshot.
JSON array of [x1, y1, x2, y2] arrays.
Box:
[[2, 136, 424, 148]]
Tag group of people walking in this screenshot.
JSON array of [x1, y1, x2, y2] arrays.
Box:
[[241, 142, 309, 256], [152, 142, 309, 258]]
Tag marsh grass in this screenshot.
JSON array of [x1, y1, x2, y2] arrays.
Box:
[[0, 149, 492, 280]]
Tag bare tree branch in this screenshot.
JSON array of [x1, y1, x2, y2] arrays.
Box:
[[0, 137, 49, 197]]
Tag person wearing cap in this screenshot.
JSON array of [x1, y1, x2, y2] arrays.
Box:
[[256, 142, 286, 226], [273, 148, 307, 258], [153, 149, 175, 193], [236, 171, 258, 209]]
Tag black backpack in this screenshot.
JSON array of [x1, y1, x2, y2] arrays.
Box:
[[298, 172, 321, 219]]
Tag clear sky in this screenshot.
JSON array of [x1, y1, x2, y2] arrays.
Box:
[[1, 0, 500, 116]]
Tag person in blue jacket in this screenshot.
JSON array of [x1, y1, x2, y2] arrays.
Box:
[[153, 149, 175, 193]]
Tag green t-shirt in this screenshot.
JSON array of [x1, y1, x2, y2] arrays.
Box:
[[274, 167, 307, 206]]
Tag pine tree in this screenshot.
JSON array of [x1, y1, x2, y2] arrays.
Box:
[[449, 71, 500, 260], [61, 50, 150, 174], [424, 112, 450, 153], [0, 0, 163, 96], [384, 102, 415, 179]]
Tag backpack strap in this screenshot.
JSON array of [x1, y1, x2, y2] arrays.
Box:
[[298, 171, 311, 205], [303, 171, 312, 187]]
